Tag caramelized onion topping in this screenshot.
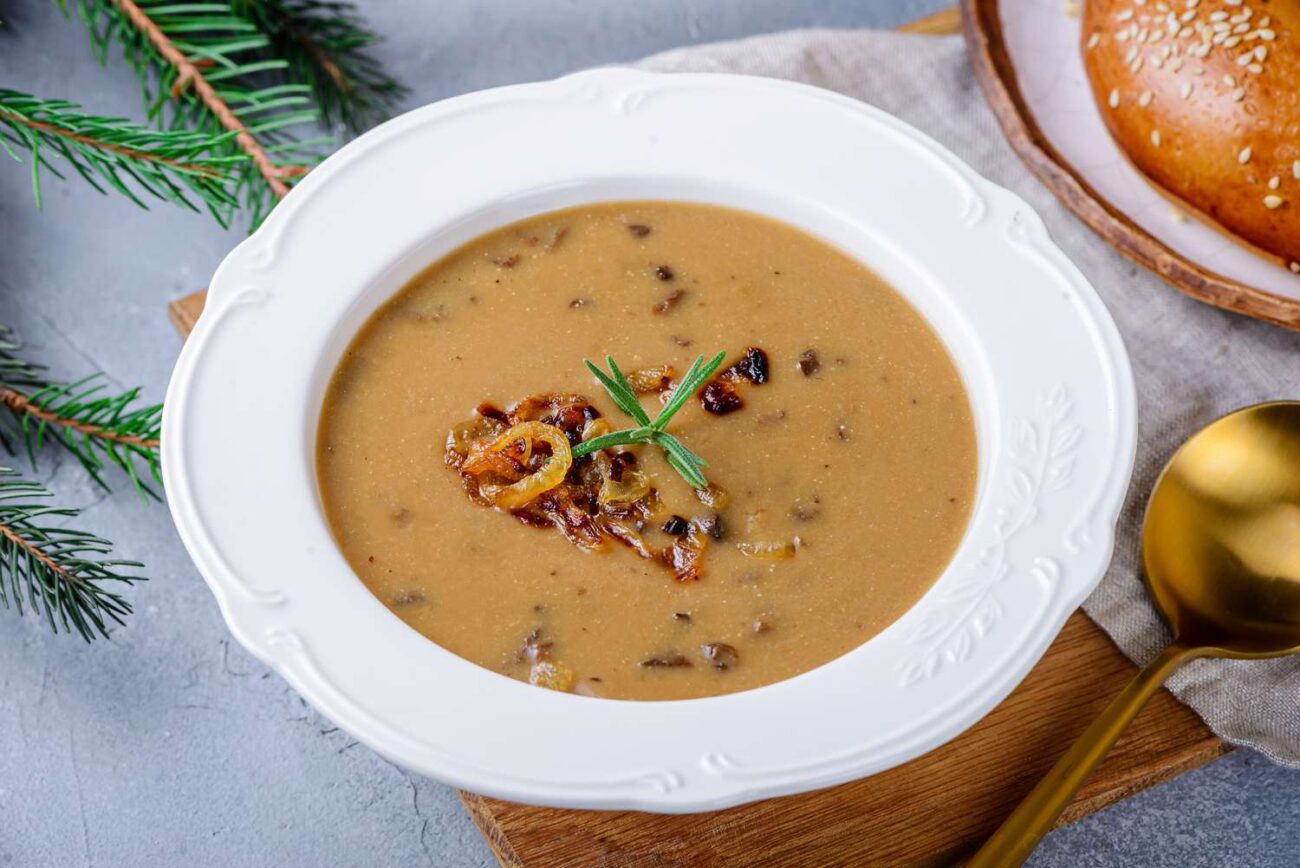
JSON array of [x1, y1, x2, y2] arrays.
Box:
[[446, 391, 723, 581], [624, 365, 676, 394], [464, 421, 573, 510]]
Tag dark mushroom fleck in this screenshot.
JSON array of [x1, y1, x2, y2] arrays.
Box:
[[673, 612, 692, 623], [661, 515, 690, 536], [606, 451, 636, 482], [607, 451, 637, 482], [671, 335, 693, 347], [654, 264, 675, 281], [797, 349, 821, 377], [516, 628, 553, 663], [701, 380, 743, 415], [391, 590, 425, 607], [836, 424, 851, 441], [726, 347, 769, 384], [701, 642, 739, 670], [543, 227, 568, 250], [694, 513, 725, 541], [627, 224, 652, 237], [569, 298, 588, 309], [640, 652, 693, 668], [653, 288, 686, 314], [791, 498, 821, 522]]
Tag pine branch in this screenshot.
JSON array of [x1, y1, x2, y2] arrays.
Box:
[[0, 328, 162, 500], [0, 88, 245, 224], [233, 0, 407, 134], [61, 0, 329, 226], [0, 467, 146, 640]]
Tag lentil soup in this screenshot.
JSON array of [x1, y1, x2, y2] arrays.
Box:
[[316, 202, 977, 701]]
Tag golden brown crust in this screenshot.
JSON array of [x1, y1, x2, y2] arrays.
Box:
[[1082, 0, 1300, 273]]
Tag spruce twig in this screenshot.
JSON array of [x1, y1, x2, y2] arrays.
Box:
[[0, 88, 245, 222], [0, 328, 162, 500], [233, 0, 407, 133], [61, 0, 329, 226], [0, 467, 146, 641], [110, 0, 305, 197]]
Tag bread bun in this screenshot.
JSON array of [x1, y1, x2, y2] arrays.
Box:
[[1082, 0, 1300, 274]]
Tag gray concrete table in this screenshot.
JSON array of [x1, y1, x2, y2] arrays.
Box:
[[2, 2, 1299, 865]]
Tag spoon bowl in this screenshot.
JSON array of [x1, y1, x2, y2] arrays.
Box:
[[1143, 402, 1300, 656], [971, 401, 1300, 867]]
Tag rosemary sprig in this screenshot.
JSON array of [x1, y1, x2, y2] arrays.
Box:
[[573, 351, 726, 489]]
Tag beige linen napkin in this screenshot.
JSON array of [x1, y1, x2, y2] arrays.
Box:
[[636, 30, 1300, 764]]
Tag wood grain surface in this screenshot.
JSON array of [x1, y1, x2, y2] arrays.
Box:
[[167, 8, 1226, 865], [458, 613, 1224, 868], [961, 0, 1300, 331]]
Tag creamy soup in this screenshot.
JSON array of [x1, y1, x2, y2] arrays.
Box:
[[317, 202, 976, 701]]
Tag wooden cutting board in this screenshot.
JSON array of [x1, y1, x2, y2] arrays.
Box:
[[166, 9, 1225, 864]]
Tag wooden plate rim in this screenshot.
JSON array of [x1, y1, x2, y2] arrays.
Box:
[[960, 0, 1300, 331]]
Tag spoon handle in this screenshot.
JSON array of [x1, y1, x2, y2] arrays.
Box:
[[967, 643, 1198, 868]]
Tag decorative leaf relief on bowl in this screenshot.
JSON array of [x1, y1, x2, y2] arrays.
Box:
[[896, 385, 1080, 686], [700, 751, 742, 775], [241, 241, 277, 272]]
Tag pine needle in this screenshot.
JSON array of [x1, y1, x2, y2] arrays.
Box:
[[233, 0, 407, 134], [0, 88, 245, 223], [0, 328, 162, 501], [0, 467, 146, 641], [60, 0, 329, 226]]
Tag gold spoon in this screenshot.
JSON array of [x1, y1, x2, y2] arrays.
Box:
[[969, 401, 1300, 868]]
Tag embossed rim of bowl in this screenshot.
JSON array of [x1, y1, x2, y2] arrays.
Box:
[[162, 68, 1137, 813]]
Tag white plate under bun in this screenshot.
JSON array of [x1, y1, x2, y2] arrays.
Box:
[[968, 0, 1300, 327]]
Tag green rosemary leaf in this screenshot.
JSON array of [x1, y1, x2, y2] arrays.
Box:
[[578, 352, 722, 489], [654, 431, 708, 470], [601, 355, 651, 420], [663, 449, 707, 490], [652, 350, 726, 430], [571, 427, 648, 458], [601, 355, 653, 426], [583, 358, 648, 425]]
